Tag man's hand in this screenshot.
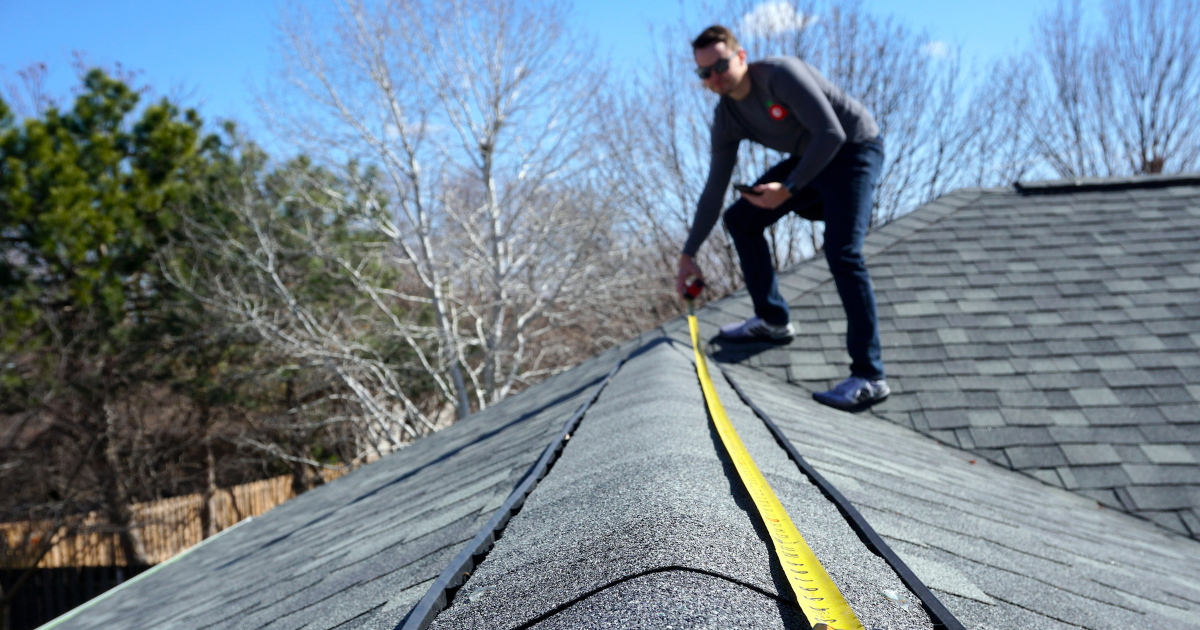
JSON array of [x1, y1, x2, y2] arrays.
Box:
[[676, 254, 704, 298], [743, 182, 791, 209]]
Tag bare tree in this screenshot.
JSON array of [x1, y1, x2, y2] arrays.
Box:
[[1105, 0, 1200, 173], [1017, 0, 1200, 178], [200, 0, 643, 435], [413, 0, 644, 406], [164, 149, 429, 458], [1023, 0, 1121, 177], [1, 63, 54, 120], [956, 55, 1042, 187]]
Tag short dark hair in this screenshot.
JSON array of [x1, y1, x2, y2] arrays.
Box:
[[691, 25, 740, 52]]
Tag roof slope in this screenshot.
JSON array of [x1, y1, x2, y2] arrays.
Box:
[[722, 361, 1200, 629], [718, 175, 1200, 537]]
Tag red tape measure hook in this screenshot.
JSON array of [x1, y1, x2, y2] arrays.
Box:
[[685, 277, 705, 300]]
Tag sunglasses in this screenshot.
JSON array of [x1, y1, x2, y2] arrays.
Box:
[[695, 53, 735, 80]]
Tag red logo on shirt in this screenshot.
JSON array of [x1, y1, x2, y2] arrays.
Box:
[[768, 104, 787, 120]]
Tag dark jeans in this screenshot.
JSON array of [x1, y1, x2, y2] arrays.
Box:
[[722, 138, 886, 381]]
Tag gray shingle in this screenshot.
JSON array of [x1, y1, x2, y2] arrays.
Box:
[[999, 390, 1056, 408], [1069, 465, 1133, 489], [1121, 465, 1200, 485], [1084, 406, 1168, 425], [924, 410, 971, 429], [999, 408, 1056, 426], [1152, 386, 1197, 404], [1018, 357, 1083, 373], [1046, 427, 1145, 443], [1031, 372, 1108, 389], [1005, 445, 1069, 469], [1070, 387, 1123, 407], [1138, 424, 1200, 443], [969, 427, 1055, 448], [1146, 511, 1192, 535], [916, 391, 970, 410], [1115, 444, 1153, 464], [955, 375, 1032, 391], [1122, 486, 1200, 511], [936, 328, 970, 344], [1140, 444, 1198, 464], [973, 360, 1016, 375], [1061, 444, 1122, 466], [1159, 404, 1200, 422], [1113, 387, 1160, 406], [1116, 336, 1170, 352]]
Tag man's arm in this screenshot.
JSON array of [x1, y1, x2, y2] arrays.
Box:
[[774, 58, 847, 193], [677, 120, 737, 296], [681, 128, 739, 257]]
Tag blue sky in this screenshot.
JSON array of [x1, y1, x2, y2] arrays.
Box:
[[1, 0, 1051, 133]]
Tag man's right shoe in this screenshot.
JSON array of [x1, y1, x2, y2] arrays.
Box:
[[717, 316, 795, 342], [813, 376, 890, 411]]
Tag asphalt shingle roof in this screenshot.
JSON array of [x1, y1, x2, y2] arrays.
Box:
[[50, 174, 1200, 630], [718, 175, 1200, 538], [723, 362, 1200, 629]]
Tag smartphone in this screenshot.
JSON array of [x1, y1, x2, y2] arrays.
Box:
[[733, 183, 760, 195]]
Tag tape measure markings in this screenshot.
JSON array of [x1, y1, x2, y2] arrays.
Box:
[[688, 312, 863, 630], [718, 366, 966, 630]]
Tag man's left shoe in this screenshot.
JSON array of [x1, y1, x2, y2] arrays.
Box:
[[813, 376, 889, 411], [717, 316, 795, 342]]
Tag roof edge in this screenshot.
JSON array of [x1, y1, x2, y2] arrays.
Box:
[[1015, 172, 1200, 194]]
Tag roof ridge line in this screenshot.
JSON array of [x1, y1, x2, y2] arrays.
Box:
[[399, 354, 628, 630], [1015, 172, 1200, 194]]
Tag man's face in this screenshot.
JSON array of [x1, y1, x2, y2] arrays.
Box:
[[694, 41, 747, 96]]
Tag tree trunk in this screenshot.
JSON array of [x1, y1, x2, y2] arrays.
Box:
[[97, 426, 147, 566], [200, 441, 218, 538], [290, 455, 325, 497]]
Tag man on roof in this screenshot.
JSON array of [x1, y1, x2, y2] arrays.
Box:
[[675, 25, 888, 411]]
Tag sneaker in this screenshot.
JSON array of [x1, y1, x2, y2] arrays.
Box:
[[717, 316, 795, 342], [813, 376, 890, 411]]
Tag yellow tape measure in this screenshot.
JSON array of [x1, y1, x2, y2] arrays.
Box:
[[688, 311, 863, 630]]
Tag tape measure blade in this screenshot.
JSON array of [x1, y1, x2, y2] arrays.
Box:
[[687, 315, 864, 630]]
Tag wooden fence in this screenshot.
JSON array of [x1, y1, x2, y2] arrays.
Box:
[[1, 470, 345, 569]]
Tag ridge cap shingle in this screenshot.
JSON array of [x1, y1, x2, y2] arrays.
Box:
[[1015, 171, 1200, 194]]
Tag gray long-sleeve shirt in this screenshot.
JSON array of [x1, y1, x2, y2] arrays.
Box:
[[681, 57, 880, 257]]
